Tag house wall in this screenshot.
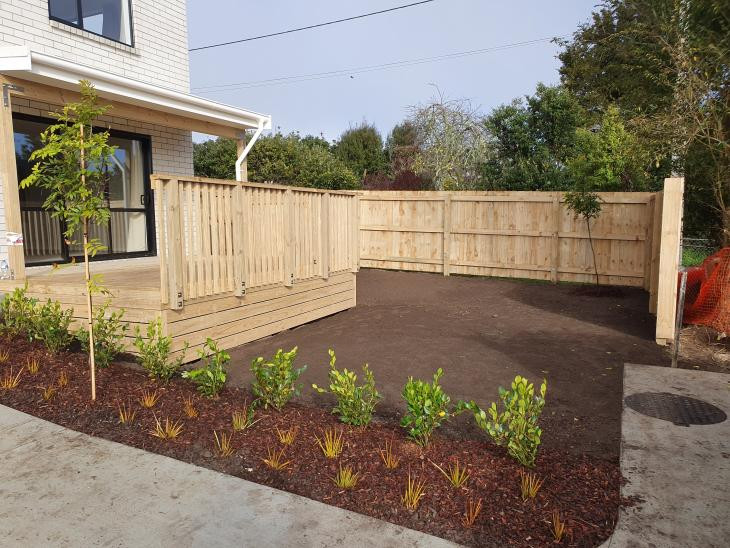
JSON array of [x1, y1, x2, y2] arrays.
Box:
[[0, 0, 190, 92]]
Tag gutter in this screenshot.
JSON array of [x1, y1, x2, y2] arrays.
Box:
[[236, 120, 265, 182]]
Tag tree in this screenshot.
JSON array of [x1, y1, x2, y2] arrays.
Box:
[[564, 189, 603, 287], [333, 123, 387, 180], [385, 121, 420, 176], [482, 84, 586, 190], [21, 81, 115, 400], [409, 94, 489, 190], [193, 137, 237, 179]]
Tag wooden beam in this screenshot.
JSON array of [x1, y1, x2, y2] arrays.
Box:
[[283, 188, 293, 287], [236, 138, 248, 182], [443, 195, 451, 276], [655, 178, 684, 344], [321, 192, 329, 280], [550, 192, 561, 283], [2, 76, 241, 139], [0, 86, 25, 280]]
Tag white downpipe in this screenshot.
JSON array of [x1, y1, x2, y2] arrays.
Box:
[[236, 121, 264, 181]]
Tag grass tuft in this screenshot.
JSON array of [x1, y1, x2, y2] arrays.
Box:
[[332, 464, 360, 489], [379, 439, 401, 469], [0, 367, 23, 389], [41, 385, 56, 401], [551, 510, 567, 543], [231, 401, 260, 431], [26, 357, 39, 375], [401, 470, 427, 510], [117, 401, 137, 425], [276, 426, 298, 446], [462, 497, 483, 528], [431, 459, 469, 488], [0, 349, 9, 363], [262, 446, 291, 471], [315, 427, 344, 458], [57, 370, 69, 388], [149, 416, 183, 440], [183, 396, 198, 418], [214, 430, 234, 457], [520, 470, 544, 501], [139, 389, 160, 408]]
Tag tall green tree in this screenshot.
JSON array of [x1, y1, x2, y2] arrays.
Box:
[[193, 137, 237, 180], [482, 84, 586, 190], [333, 123, 387, 180], [21, 80, 115, 400]]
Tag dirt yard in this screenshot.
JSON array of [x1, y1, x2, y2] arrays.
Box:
[[229, 268, 671, 460]]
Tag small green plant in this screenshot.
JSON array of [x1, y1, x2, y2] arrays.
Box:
[[401, 368, 452, 446], [462, 375, 547, 467], [401, 470, 426, 510], [312, 349, 381, 426], [182, 338, 229, 398], [262, 446, 291, 471], [214, 430, 234, 457], [134, 317, 186, 381], [379, 439, 401, 469], [519, 471, 544, 501], [0, 285, 37, 337], [77, 301, 127, 369], [315, 427, 344, 458], [332, 465, 360, 489], [431, 459, 469, 489], [462, 498, 483, 528], [31, 299, 73, 353], [231, 401, 260, 431], [250, 347, 306, 410]]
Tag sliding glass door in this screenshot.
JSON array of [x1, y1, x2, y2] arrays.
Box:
[[13, 115, 155, 265]]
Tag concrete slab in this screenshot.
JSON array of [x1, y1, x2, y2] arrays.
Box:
[[0, 405, 457, 548], [603, 364, 730, 548]]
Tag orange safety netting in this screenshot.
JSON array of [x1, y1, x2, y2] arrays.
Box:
[[682, 248, 730, 334]]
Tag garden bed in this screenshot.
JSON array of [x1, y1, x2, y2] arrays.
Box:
[[1, 334, 622, 547]]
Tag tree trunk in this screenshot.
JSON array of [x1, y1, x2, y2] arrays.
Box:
[[587, 217, 600, 288], [83, 219, 97, 401]]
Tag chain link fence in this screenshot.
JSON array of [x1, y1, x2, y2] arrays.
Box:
[[682, 237, 719, 267]]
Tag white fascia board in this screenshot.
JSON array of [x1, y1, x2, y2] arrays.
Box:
[[0, 47, 272, 132]]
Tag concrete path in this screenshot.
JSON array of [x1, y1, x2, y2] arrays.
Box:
[[603, 364, 730, 548], [0, 406, 457, 548]]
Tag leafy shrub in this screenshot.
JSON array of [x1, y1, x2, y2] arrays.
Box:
[[250, 347, 306, 410], [312, 349, 381, 426], [462, 375, 547, 467], [76, 301, 128, 368], [400, 368, 451, 446], [0, 285, 37, 337], [134, 317, 186, 381], [182, 338, 229, 398], [31, 299, 73, 353]]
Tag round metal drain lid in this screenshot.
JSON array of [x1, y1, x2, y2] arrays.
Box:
[[624, 392, 727, 426], [624, 392, 726, 426]]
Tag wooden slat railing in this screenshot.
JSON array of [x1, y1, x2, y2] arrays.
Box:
[[152, 175, 359, 309]]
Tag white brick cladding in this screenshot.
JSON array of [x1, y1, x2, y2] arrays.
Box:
[[0, 0, 191, 92], [0, 97, 193, 265]]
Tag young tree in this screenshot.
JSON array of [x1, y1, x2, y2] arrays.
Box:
[[564, 189, 602, 287], [333, 123, 387, 180], [193, 137, 237, 179], [21, 80, 115, 400], [408, 94, 489, 190]]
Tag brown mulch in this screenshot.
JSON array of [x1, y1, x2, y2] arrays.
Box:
[[0, 335, 622, 547]]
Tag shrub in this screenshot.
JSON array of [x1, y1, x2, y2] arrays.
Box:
[[312, 349, 381, 426], [250, 347, 306, 410], [134, 317, 186, 381], [182, 338, 229, 398], [400, 368, 451, 446], [76, 301, 128, 368], [463, 375, 547, 467], [0, 285, 37, 337], [31, 299, 74, 353]]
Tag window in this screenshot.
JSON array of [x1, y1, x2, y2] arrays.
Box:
[[49, 0, 133, 46]]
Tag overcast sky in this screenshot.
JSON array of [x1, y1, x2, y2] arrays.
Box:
[[187, 0, 596, 143]]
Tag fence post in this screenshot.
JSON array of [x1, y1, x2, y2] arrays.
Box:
[[284, 188, 294, 287], [655, 177, 684, 345], [351, 194, 360, 273], [320, 192, 329, 280], [233, 183, 247, 297], [153, 177, 169, 306], [550, 193, 561, 283], [443, 194, 451, 276], [648, 191, 664, 314], [0, 86, 25, 281], [165, 178, 184, 310]]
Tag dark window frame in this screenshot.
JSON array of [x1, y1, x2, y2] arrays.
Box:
[[13, 112, 156, 267], [48, 0, 135, 47]]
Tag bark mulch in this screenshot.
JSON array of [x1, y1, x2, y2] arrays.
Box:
[[0, 335, 623, 547]]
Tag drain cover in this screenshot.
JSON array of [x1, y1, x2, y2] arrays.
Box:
[[624, 392, 726, 426]]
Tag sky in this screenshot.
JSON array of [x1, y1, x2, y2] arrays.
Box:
[[186, 0, 597, 143]]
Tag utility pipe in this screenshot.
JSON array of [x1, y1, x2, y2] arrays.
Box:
[[236, 120, 264, 181]]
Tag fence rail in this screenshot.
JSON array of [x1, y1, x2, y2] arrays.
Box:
[[152, 175, 358, 309]]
